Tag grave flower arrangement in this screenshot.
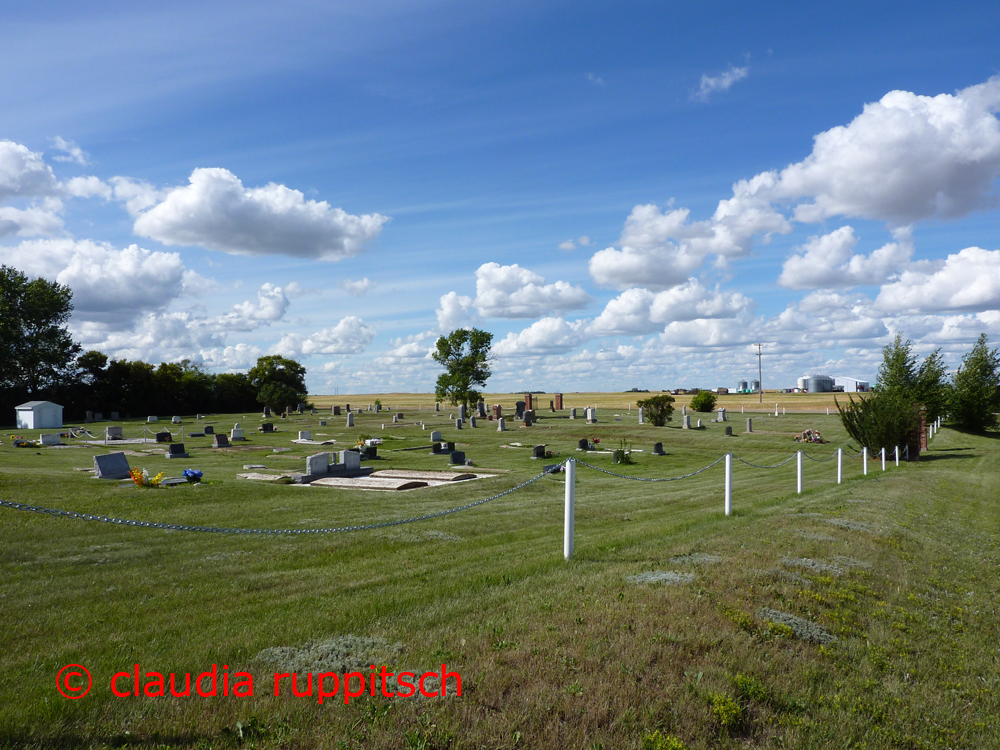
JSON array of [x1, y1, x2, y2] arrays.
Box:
[[129, 467, 165, 487], [182, 468, 203, 483]]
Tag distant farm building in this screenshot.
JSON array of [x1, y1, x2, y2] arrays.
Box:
[[835, 376, 871, 393], [15, 401, 64, 429], [716, 387, 730, 395], [796, 375, 836, 393]]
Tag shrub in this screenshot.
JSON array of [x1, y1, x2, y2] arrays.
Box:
[[950, 333, 1000, 432], [690, 390, 717, 412], [636, 394, 675, 426], [835, 390, 919, 452], [641, 731, 688, 750]]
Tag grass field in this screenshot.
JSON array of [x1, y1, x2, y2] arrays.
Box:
[[1, 400, 997, 749]]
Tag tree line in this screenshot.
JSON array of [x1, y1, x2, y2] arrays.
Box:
[[0, 266, 309, 423]]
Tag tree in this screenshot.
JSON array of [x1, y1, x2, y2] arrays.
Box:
[[914, 348, 950, 423], [432, 328, 493, 410], [876, 333, 917, 394], [248, 355, 308, 410], [690, 390, 717, 413], [836, 390, 920, 453], [0, 265, 81, 395], [636, 394, 675, 426], [950, 334, 1000, 432]]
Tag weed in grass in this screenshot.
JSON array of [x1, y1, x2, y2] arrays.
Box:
[[708, 691, 745, 731], [641, 730, 689, 749]]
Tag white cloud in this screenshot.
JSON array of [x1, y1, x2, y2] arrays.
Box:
[[132, 167, 388, 260], [586, 73, 605, 87], [558, 235, 591, 251], [273, 316, 377, 356], [474, 262, 590, 318], [875, 246, 1000, 313], [0, 238, 207, 328], [588, 281, 752, 336], [436, 291, 476, 331], [212, 283, 289, 332], [50, 137, 89, 165], [778, 226, 913, 289], [199, 343, 265, 370], [558, 239, 577, 250], [0, 197, 64, 237], [0, 140, 59, 200], [696, 65, 748, 101], [774, 76, 1000, 224], [340, 277, 376, 296], [493, 317, 587, 356]]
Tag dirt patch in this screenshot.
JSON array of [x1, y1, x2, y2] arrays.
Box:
[[780, 556, 844, 575], [669, 553, 722, 565], [256, 635, 403, 675], [758, 607, 837, 644]]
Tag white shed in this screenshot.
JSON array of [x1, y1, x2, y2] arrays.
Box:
[[15, 401, 64, 429]]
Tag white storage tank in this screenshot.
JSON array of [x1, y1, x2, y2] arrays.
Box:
[[805, 375, 835, 393]]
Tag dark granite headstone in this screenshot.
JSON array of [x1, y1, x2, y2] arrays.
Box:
[[155, 431, 171, 443], [167, 443, 189, 458], [93, 452, 131, 479], [447, 441, 455, 451], [532, 445, 546, 459], [515, 400, 525, 418], [652, 442, 666, 455], [213, 434, 230, 448], [725, 426, 733, 436], [263, 406, 271, 418], [260, 422, 274, 433], [449, 451, 466, 465], [333, 406, 341, 416], [204, 425, 214, 434], [578, 438, 589, 450]]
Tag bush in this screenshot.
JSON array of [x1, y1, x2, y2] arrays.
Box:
[[636, 394, 675, 426], [835, 390, 919, 452], [950, 334, 1000, 432], [690, 390, 717, 412]]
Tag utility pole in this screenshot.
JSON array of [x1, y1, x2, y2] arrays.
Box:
[[755, 343, 763, 403]]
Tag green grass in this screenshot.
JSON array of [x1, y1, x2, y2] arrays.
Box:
[[1, 406, 997, 748]]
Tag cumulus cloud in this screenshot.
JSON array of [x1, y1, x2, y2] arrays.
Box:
[[558, 236, 592, 251], [493, 317, 587, 356], [50, 137, 89, 165], [778, 226, 914, 289], [768, 292, 889, 344], [875, 247, 1000, 313], [588, 281, 752, 336], [474, 262, 590, 318], [0, 238, 208, 328], [340, 277, 376, 297], [0, 141, 60, 200], [199, 343, 265, 370], [696, 65, 748, 101], [273, 316, 377, 356], [132, 168, 388, 260], [436, 291, 477, 331], [211, 283, 289, 332], [0, 198, 64, 237]]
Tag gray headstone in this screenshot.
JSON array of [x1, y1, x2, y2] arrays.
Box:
[[93, 452, 131, 479], [306, 452, 330, 476], [213, 434, 230, 448], [682, 405, 687, 416], [569, 407, 577, 419], [725, 426, 733, 436], [697, 419, 703, 428], [435, 402, 440, 411], [299, 430, 311, 440], [155, 431, 172, 443], [94, 412, 104, 421], [392, 415, 399, 423], [85, 411, 93, 423], [311, 409, 318, 415], [497, 418, 506, 431], [430, 430, 443, 442], [532, 445, 546, 459], [204, 425, 214, 434], [455, 418, 463, 429], [578, 438, 589, 450], [522, 412, 533, 426], [230, 426, 244, 441], [171, 416, 181, 424], [477, 401, 487, 417], [746, 418, 753, 433], [263, 406, 271, 417], [449, 451, 466, 465], [469, 416, 477, 428], [347, 413, 355, 427], [167, 443, 189, 458], [333, 406, 341, 416], [339, 450, 361, 471], [319, 420, 327, 426], [40, 433, 62, 445], [682, 415, 691, 429], [261, 423, 274, 433], [105, 426, 124, 440], [653, 442, 665, 455], [298, 402, 306, 413], [458, 404, 467, 420], [110, 412, 119, 420], [718, 407, 727, 422], [147, 416, 158, 423], [638, 407, 644, 424]]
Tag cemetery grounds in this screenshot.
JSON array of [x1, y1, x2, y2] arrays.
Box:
[[1, 392, 998, 749]]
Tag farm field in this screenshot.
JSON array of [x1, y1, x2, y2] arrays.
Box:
[[1, 402, 997, 749]]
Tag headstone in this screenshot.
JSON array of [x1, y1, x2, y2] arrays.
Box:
[[333, 406, 341, 416], [449, 451, 466, 465], [105, 426, 124, 440], [166, 443, 189, 458], [85, 411, 93, 423], [697, 419, 703, 428], [431, 442, 443, 454], [497, 418, 506, 431], [40, 433, 62, 445], [725, 426, 733, 436], [187, 432, 204, 438], [261, 423, 274, 433], [345, 403, 351, 412], [430, 430, 443, 442], [346, 412, 355, 427], [458, 404, 467, 420], [172, 416, 181, 424], [554, 393, 563, 410], [683, 415, 691, 429], [147, 416, 158, 423], [109, 411, 119, 421], [197, 414, 205, 420], [435, 402, 440, 411], [204, 425, 214, 434], [493, 404, 502, 419], [682, 406, 687, 416], [374, 403, 381, 413], [577, 438, 589, 450], [569, 407, 577, 419], [455, 418, 463, 429], [298, 403, 306, 413], [515, 401, 526, 418], [470, 417, 477, 428], [214, 434, 231, 448], [93, 452, 131, 479], [549, 400, 555, 412], [652, 442, 665, 455], [522, 412, 533, 427], [155, 431, 172, 443], [392, 415, 399, 423], [395, 412, 403, 421], [524, 393, 533, 411], [746, 418, 752, 433], [477, 400, 487, 417], [263, 406, 271, 418], [93, 412, 104, 421], [586, 408, 597, 424], [230, 425, 244, 441], [718, 407, 727, 422], [338, 450, 361, 471], [311, 409, 318, 415], [306, 452, 330, 476], [532, 445, 546, 459], [524, 409, 535, 422], [446, 441, 456, 451], [638, 407, 644, 424], [319, 420, 327, 426], [299, 430, 311, 440]]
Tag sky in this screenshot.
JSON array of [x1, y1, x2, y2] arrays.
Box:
[[2, 0, 1000, 395]]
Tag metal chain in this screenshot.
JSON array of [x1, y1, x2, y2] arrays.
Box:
[[733, 454, 797, 469], [802, 452, 838, 463], [0, 463, 564, 535], [575, 455, 725, 482]]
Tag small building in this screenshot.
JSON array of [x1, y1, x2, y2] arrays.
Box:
[[835, 376, 871, 393], [799, 375, 835, 393], [716, 387, 730, 395], [15, 401, 64, 430]]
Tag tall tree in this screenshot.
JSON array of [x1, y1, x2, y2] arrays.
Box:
[[248, 355, 308, 410], [432, 328, 493, 410], [950, 334, 1000, 432], [914, 348, 950, 423], [0, 265, 81, 395], [876, 333, 917, 394]]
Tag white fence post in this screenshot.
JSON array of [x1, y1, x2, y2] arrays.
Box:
[[837, 448, 843, 484], [881, 447, 886, 471], [564, 459, 575, 560], [863, 447, 868, 475], [895, 445, 899, 467], [724, 453, 732, 516], [796, 450, 803, 494]]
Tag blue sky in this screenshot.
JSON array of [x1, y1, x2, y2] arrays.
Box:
[[3, 0, 1000, 394]]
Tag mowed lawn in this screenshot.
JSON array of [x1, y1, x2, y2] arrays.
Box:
[[1, 401, 998, 749]]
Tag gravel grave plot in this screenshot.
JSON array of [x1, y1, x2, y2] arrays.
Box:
[[256, 635, 403, 675], [780, 556, 845, 575], [824, 518, 876, 533], [831, 555, 871, 569], [669, 553, 722, 565], [758, 607, 838, 644], [627, 571, 696, 585]]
